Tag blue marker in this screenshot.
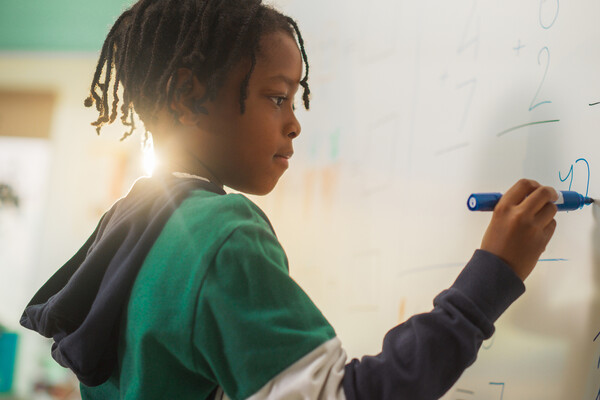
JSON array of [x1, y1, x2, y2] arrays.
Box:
[[467, 191, 594, 212]]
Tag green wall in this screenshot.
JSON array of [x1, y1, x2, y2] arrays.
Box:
[[0, 0, 135, 52]]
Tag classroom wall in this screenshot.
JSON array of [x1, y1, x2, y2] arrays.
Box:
[[0, 55, 146, 397], [0, 0, 130, 51]]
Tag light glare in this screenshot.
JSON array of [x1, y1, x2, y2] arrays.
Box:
[[142, 134, 156, 176]]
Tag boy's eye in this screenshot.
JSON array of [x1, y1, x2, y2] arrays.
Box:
[[270, 96, 287, 107]]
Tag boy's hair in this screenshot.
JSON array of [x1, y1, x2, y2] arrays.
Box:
[[84, 0, 310, 140]]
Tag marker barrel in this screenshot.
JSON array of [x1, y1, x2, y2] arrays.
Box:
[[467, 191, 591, 212]]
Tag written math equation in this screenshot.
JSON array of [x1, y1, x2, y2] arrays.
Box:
[[416, 0, 567, 157]]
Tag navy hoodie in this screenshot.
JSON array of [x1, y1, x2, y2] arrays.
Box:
[[20, 174, 225, 387]]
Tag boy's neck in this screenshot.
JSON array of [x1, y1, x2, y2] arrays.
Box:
[[152, 134, 224, 188], [157, 163, 223, 188], [154, 153, 223, 188]]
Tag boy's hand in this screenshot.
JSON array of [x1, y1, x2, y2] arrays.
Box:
[[480, 179, 558, 281]]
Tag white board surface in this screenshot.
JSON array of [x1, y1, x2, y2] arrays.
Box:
[[256, 1, 600, 398]]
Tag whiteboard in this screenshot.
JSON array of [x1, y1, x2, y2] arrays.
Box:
[[256, 0, 600, 398]]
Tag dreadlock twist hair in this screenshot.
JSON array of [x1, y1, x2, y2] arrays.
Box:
[[84, 0, 310, 140]]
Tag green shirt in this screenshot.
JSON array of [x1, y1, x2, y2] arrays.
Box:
[[80, 190, 335, 400]]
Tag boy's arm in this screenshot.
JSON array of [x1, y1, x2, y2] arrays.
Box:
[[343, 249, 524, 400], [344, 179, 557, 400]]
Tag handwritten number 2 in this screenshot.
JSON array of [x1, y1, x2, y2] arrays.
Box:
[[577, 158, 591, 198], [529, 47, 552, 111]]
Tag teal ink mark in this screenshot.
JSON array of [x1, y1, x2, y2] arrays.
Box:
[[489, 382, 505, 400], [590, 102, 600, 106], [513, 39, 525, 56], [576, 158, 590, 198], [482, 334, 495, 349], [529, 46, 552, 111], [457, 78, 477, 131], [309, 138, 319, 161], [560, 164, 574, 190], [440, 71, 449, 84], [539, 258, 568, 262], [330, 128, 341, 161], [458, 0, 480, 56], [496, 119, 559, 137], [539, 0, 559, 29], [596, 332, 600, 400], [592, 332, 600, 369], [398, 262, 465, 277], [435, 142, 470, 156], [455, 387, 475, 399]]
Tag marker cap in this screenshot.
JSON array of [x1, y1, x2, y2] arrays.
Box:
[[467, 193, 503, 211]]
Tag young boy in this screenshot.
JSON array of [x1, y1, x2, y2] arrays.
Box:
[[20, 1, 559, 399]]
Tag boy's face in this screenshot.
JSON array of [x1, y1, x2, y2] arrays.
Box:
[[196, 30, 303, 195]]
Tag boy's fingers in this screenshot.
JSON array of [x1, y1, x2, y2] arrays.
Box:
[[522, 186, 559, 214], [501, 179, 540, 207], [534, 201, 558, 226], [542, 218, 558, 241]]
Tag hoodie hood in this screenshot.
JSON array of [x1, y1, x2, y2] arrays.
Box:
[[20, 173, 225, 386]]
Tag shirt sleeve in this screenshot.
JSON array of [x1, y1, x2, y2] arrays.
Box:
[[191, 218, 337, 400], [342, 249, 526, 400]]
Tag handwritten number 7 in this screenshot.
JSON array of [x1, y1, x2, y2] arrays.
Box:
[[489, 382, 505, 400]]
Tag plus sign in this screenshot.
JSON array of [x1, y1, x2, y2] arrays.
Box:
[[440, 71, 449, 85], [513, 39, 525, 56]]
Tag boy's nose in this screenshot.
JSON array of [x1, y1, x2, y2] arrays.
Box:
[[288, 130, 300, 139], [287, 113, 301, 139]]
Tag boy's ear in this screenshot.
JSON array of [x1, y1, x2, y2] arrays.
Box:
[[169, 68, 208, 126]]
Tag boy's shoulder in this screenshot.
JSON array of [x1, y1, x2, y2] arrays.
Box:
[[176, 190, 273, 233]]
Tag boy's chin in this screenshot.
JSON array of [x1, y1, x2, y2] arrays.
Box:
[[246, 186, 277, 196], [233, 180, 279, 196]]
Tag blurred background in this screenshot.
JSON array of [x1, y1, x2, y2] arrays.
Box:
[[6, 0, 600, 399], [0, 1, 147, 398]]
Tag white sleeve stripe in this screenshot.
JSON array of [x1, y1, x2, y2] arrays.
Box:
[[214, 337, 347, 400], [245, 336, 347, 400]]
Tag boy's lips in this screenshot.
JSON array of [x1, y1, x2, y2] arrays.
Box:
[[274, 151, 293, 168], [275, 150, 294, 159]]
